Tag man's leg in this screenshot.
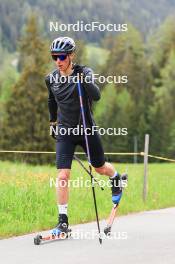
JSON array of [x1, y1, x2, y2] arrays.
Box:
[[94, 162, 115, 177], [82, 132, 127, 205], [57, 168, 70, 221], [53, 135, 75, 233], [94, 163, 127, 204], [57, 169, 70, 204]]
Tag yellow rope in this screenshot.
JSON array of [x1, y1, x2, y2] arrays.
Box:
[[0, 150, 140, 155], [147, 154, 175, 162], [0, 150, 174, 162], [0, 150, 55, 154]]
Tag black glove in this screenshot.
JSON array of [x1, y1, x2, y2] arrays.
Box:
[[73, 65, 87, 85], [50, 122, 57, 140], [73, 64, 85, 77]]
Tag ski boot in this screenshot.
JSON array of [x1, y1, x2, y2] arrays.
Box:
[[34, 214, 71, 245], [52, 214, 70, 238], [110, 173, 128, 205]]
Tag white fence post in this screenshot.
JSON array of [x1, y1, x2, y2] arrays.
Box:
[[143, 134, 149, 202], [134, 136, 138, 164]]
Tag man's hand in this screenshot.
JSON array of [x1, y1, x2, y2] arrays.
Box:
[[50, 121, 57, 140], [73, 64, 85, 79]]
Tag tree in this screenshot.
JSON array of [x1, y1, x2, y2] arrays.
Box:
[[149, 16, 175, 77], [147, 17, 175, 157], [2, 14, 54, 163], [149, 50, 175, 156], [94, 84, 134, 161], [100, 25, 153, 153], [74, 39, 87, 65]]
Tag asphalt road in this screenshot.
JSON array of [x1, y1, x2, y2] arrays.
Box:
[[0, 207, 175, 264]]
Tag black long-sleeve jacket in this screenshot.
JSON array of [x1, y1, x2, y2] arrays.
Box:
[[45, 66, 101, 128]]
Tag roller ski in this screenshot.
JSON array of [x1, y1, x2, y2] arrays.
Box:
[[34, 214, 71, 245], [104, 172, 128, 236]]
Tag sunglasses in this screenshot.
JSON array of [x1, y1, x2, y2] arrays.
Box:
[[51, 54, 68, 61]]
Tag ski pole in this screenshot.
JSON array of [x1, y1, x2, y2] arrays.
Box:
[[77, 80, 102, 244]]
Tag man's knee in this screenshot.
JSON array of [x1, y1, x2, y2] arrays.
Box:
[[94, 164, 106, 175], [58, 169, 71, 181]]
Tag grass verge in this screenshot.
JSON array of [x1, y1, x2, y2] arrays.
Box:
[[0, 161, 175, 238]]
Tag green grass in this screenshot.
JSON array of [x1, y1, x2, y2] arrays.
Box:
[[0, 161, 175, 238]]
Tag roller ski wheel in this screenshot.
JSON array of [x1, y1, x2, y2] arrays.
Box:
[[34, 234, 42, 245], [104, 226, 111, 236]]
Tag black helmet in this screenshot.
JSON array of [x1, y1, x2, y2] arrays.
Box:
[[50, 37, 76, 54]]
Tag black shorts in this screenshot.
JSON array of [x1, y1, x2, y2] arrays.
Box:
[[56, 131, 105, 169]]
